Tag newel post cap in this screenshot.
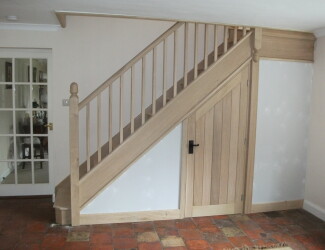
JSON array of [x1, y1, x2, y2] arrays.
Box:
[[70, 82, 78, 95]]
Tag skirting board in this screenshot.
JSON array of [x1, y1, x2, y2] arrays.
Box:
[[303, 200, 325, 221], [251, 200, 303, 213], [80, 209, 181, 225]]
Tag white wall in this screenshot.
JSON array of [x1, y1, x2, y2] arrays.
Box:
[[304, 37, 325, 221], [0, 16, 174, 187], [81, 124, 182, 214], [253, 60, 313, 203]]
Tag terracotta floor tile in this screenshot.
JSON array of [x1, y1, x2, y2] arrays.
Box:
[[69, 225, 91, 232], [138, 242, 163, 250], [203, 232, 228, 243], [259, 223, 282, 232], [213, 219, 236, 228], [228, 236, 253, 247], [212, 215, 229, 220], [164, 247, 187, 250], [41, 233, 66, 248], [0, 235, 18, 249], [221, 226, 245, 237], [19, 232, 45, 244], [90, 232, 112, 244], [179, 229, 203, 240], [113, 237, 137, 249], [161, 236, 186, 247], [175, 219, 197, 229], [200, 226, 220, 233], [137, 231, 160, 242], [185, 239, 210, 249], [210, 241, 234, 250], [15, 243, 41, 250], [156, 227, 179, 237], [134, 222, 155, 232], [113, 227, 135, 237], [91, 224, 112, 233], [25, 221, 48, 233], [64, 241, 90, 249], [248, 214, 272, 224], [67, 231, 90, 242], [271, 232, 295, 242], [89, 244, 114, 250], [242, 228, 265, 239], [154, 220, 177, 228]]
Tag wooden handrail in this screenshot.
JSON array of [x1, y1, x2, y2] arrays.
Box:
[[78, 22, 184, 110]]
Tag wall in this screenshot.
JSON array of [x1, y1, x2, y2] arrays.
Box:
[[0, 16, 174, 188], [304, 37, 325, 220], [253, 59, 313, 203], [81, 124, 182, 214]]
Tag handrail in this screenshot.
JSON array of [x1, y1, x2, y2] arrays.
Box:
[[78, 22, 184, 110]]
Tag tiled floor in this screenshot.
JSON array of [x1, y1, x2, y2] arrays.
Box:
[[0, 197, 324, 249]]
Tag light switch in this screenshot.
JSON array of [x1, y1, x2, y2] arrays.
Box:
[[62, 99, 69, 106]]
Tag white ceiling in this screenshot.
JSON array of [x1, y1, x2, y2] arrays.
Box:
[[1, 0, 325, 32]]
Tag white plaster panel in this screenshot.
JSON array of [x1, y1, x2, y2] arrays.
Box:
[[81, 124, 182, 214], [253, 60, 313, 203]]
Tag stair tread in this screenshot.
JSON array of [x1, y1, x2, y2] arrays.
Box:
[[54, 178, 71, 210]]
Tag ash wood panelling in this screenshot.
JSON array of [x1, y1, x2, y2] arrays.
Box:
[[202, 108, 213, 205], [192, 204, 235, 217], [235, 66, 250, 213], [251, 200, 303, 213], [227, 84, 240, 204], [219, 92, 232, 204], [193, 115, 205, 206], [79, 34, 253, 207], [210, 102, 222, 205], [80, 209, 181, 225], [260, 28, 315, 62]]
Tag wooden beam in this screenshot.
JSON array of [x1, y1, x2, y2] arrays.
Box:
[[260, 28, 315, 62]]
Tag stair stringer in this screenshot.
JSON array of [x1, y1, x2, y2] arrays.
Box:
[[79, 32, 254, 209]]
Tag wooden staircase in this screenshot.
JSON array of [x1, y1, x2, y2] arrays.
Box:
[[54, 22, 256, 226]]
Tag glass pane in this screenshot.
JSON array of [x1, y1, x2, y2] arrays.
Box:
[[0, 85, 13, 108], [16, 111, 30, 134], [15, 84, 30, 108], [0, 161, 15, 184], [32, 59, 47, 83], [16, 136, 31, 159], [0, 58, 13, 82], [17, 162, 32, 184], [0, 136, 14, 160], [15, 58, 30, 82], [32, 85, 47, 108], [33, 111, 47, 134], [0, 111, 13, 134], [33, 137, 47, 159], [34, 161, 49, 183]]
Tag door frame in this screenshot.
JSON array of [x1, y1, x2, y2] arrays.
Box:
[[180, 62, 254, 218], [0, 48, 54, 196]]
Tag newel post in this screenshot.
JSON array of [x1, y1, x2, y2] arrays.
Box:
[[244, 27, 262, 214], [69, 82, 80, 226]]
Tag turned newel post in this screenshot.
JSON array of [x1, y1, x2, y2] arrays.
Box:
[[69, 82, 80, 226]]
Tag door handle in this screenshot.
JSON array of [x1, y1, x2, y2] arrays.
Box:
[[188, 140, 199, 154], [44, 123, 53, 131]]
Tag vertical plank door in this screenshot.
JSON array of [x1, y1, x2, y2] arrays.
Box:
[[185, 65, 250, 217]]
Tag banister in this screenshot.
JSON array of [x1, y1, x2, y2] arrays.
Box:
[[78, 21, 184, 110]]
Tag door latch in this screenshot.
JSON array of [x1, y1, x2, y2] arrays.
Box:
[[44, 123, 53, 131], [188, 140, 199, 154]]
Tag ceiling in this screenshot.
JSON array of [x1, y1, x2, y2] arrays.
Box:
[[1, 0, 325, 32]]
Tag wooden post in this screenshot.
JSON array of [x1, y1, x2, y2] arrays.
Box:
[[245, 27, 262, 214], [69, 82, 80, 226]]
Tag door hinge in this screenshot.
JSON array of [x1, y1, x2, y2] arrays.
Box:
[[241, 194, 245, 201]]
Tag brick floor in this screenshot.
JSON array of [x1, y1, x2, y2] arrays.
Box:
[[0, 197, 324, 249]]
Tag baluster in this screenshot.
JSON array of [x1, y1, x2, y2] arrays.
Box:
[[97, 93, 101, 162], [184, 23, 188, 88], [224, 26, 229, 54], [194, 23, 198, 79], [214, 25, 218, 62], [141, 57, 146, 124], [173, 30, 178, 97], [130, 66, 135, 133], [234, 27, 238, 45], [69, 82, 79, 226], [152, 48, 157, 115], [163, 39, 167, 106], [86, 103, 90, 172], [120, 75, 124, 143], [108, 84, 113, 153], [204, 24, 208, 70]]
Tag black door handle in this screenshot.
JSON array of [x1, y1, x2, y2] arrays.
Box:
[[188, 140, 199, 154]]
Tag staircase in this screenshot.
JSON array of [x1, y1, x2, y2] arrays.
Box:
[[54, 21, 256, 226]]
